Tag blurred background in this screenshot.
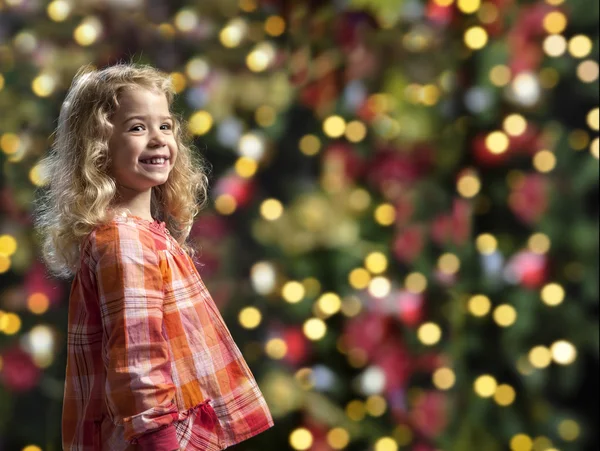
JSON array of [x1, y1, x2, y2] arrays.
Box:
[[0, 0, 598, 450]]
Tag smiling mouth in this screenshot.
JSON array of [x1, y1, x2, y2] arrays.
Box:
[[139, 157, 169, 165]]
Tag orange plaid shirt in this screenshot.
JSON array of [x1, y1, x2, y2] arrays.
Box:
[[62, 215, 274, 450]]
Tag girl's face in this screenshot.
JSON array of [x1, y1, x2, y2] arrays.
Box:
[[108, 87, 178, 196]]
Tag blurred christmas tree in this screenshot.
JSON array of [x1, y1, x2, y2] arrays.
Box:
[[0, 0, 598, 450]]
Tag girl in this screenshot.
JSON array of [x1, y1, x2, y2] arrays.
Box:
[[33, 63, 274, 450]]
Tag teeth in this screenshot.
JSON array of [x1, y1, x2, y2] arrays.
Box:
[[141, 158, 166, 164]]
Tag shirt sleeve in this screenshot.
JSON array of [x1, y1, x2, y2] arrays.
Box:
[[93, 223, 179, 447]]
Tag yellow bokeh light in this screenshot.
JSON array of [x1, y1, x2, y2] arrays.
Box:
[[421, 84, 441, 106], [458, 0, 481, 14], [503, 114, 528, 136], [468, 294, 492, 317], [265, 15, 285, 37], [393, 424, 413, 446], [540, 67, 560, 90], [374, 437, 398, 451], [22, 446, 42, 451], [235, 157, 258, 179], [1, 312, 21, 335], [568, 35, 593, 58], [0, 235, 17, 256], [347, 347, 368, 368], [474, 374, 497, 398], [169, 72, 186, 94], [541, 282, 565, 306], [186, 57, 209, 81], [551, 340, 577, 365], [238, 306, 262, 329], [239, 0, 257, 12], [434, 0, 454, 6], [478, 2, 499, 24], [29, 163, 48, 186], [533, 150, 557, 173], [529, 345, 552, 368], [255, 105, 276, 127], [323, 115, 347, 138], [438, 253, 460, 274], [417, 322, 442, 346], [188, 110, 213, 135], [366, 395, 387, 417], [295, 367, 315, 390], [543, 11, 567, 34], [317, 292, 342, 316], [365, 252, 388, 274], [282, 281, 305, 304], [464, 26, 489, 50], [374, 203, 396, 226], [368, 276, 391, 298], [214, 194, 237, 215], [587, 107, 599, 131], [577, 60, 599, 83], [543, 34, 567, 57], [590, 138, 599, 159], [457, 173, 481, 198], [246, 47, 272, 72], [346, 399, 366, 421], [299, 134, 321, 156], [433, 367, 456, 390], [510, 434, 533, 451], [327, 427, 350, 450], [486, 131, 510, 154], [32, 73, 57, 97], [348, 268, 371, 290], [175, 9, 198, 32], [27, 293, 50, 315], [569, 129, 590, 150], [348, 188, 371, 212], [0, 255, 10, 274], [341, 296, 363, 317], [494, 384, 516, 406], [0, 133, 21, 155], [47, 0, 71, 22], [303, 318, 327, 341], [405, 272, 427, 294], [73, 18, 101, 46], [260, 198, 283, 221], [265, 338, 287, 359], [476, 233, 498, 254], [558, 419, 580, 441], [528, 233, 551, 254], [345, 120, 367, 142], [493, 304, 517, 327], [289, 428, 313, 450], [490, 65, 512, 87], [0, 74, 4, 91]]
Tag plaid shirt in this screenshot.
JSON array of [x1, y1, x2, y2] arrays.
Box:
[[62, 215, 274, 450]]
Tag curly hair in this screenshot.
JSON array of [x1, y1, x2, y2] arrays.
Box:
[[33, 63, 211, 279]]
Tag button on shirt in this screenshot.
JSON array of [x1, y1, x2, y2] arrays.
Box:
[[62, 215, 274, 450]]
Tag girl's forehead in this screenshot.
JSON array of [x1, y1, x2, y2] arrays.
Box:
[[116, 87, 169, 112]]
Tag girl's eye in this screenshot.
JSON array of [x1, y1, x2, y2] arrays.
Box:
[[130, 125, 144, 132], [161, 123, 173, 130]]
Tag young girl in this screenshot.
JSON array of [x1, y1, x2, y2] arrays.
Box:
[[33, 63, 274, 450]]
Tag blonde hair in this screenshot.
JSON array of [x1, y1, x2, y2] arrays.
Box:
[[33, 63, 211, 279]]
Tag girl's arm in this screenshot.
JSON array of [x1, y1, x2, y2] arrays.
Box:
[[93, 223, 179, 450]]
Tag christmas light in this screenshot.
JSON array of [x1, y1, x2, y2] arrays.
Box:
[[529, 346, 552, 368], [188, 111, 213, 135], [255, 105, 276, 127], [458, 0, 481, 14], [374, 437, 398, 451], [405, 272, 427, 293], [346, 400, 366, 421], [169, 72, 186, 93], [220, 18, 247, 48], [1, 312, 21, 335], [486, 131, 510, 154], [174, 9, 198, 32], [282, 281, 305, 303], [185, 57, 209, 81], [265, 16, 285, 37], [327, 428, 350, 449], [295, 368, 315, 390], [476, 233, 498, 254], [510, 434, 533, 451], [260, 199, 283, 221], [528, 233, 551, 254], [349, 268, 371, 289], [591, 138, 599, 159], [551, 340, 577, 365], [490, 65, 511, 86], [568, 129, 590, 150], [438, 253, 460, 274], [587, 107, 599, 131], [366, 395, 387, 416], [265, 338, 287, 359], [238, 133, 265, 160], [299, 134, 321, 156], [341, 296, 363, 317], [246, 43, 275, 72], [478, 2, 499, 23], [474, 374, 497, 397], [365, 252, 388, 274], [577, 60, 599, 83], [238, 307, 262, 329], [289, 428, 313, 450], [303, 318, 327, 340], [0, 256, 9, 273], [543, 35, 567, 57], [317, 292, 342, 316], [543, 11, 567, 34], [433, 367, 456, 390], [457, 173, 481, 198], [323, 115, 347, 138], [393, 425, 413, 446], [345, 120, 367, 142], [558, 420, 581, 441], [464, 26, 488, 50], [235, 157, 258, 178], [2, 133, 21, 155], [215, 194, 237, 215], [417, 322, 442, 345], [368, 276, 391, 298], [568, 35, 593, 58], [46, 0, 71, 21], [541, 283, 565, 306], [31, 73, 57, 97], [374, 204, 396, 225], [468, 294, 492, 317], [493, 304, 517, 327], [74, 18, 102, 46], [533, 150, 557, 173], [494, 384, 516, 406], [0, 235, 17, 256], [27, 293, 50, 315]]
